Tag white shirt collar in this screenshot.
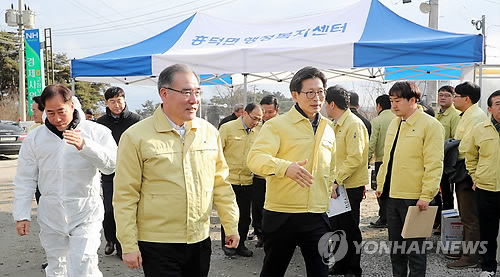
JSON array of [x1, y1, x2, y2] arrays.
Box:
[[163, 112, 186, 140]]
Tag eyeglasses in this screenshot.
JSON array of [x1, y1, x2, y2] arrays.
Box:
[[453, 94, 468, 99], [300, 90, 325, 99], [438, 93, 452, 98], [248, 114, 262, 121], [164, 87, 202, 98]]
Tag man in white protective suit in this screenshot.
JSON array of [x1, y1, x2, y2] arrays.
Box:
[[12, 84, 117, 277]]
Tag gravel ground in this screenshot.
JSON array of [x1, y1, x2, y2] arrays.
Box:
[[0, 155, 493, 276]]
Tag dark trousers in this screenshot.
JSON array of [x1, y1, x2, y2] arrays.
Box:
[[455, 177, 480, 262], [431, 192, 442, 228], [387, 198, 426, 277], [251, 177, 266, 237], [138, 238, 211, 277], [374, 162, 387, 222], [221, 184, 252, 247], [260, 210, 330, 277], [35, 186, 41, 204], [477, 187, 500, 272], [328, 211, 362, 276], [440, 172, 454, 210], [346, 186, 364, 227], [102, 180, 120, 249]]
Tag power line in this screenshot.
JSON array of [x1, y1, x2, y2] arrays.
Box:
[[64, 0, 143, 38], [52, 0, 235, 36], [483, 0, 499, 5], [54, 0, 198, 32]]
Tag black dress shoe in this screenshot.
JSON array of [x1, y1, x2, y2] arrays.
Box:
[[222, 246, 237, 256], [369, 218, 387, 228], [104, 241, 115, 255], [116, 242, 122, 260], [236, 245, 253, 257]]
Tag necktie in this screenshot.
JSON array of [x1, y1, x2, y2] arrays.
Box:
[[382, 120, 403, 197]]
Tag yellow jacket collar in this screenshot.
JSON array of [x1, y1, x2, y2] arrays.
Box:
[[401, 107, 423, 126], [439, 105, 457, 116], [379, 109, 393, 116], [289, 105, 324, 124], [152, 105, 198, 133], [335, 108, 352, 126]]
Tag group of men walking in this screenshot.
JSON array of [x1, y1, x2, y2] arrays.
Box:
[[11, 63, 500, 277]]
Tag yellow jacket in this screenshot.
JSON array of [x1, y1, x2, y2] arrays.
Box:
[[435, 105, 460, 140], [368, 109, 395, 162], [333, 109, 369, 188], [219, 118, 261, 185], [247, 107, 336, 213], [463, 118, 500, 192], [113, 106, 239, 253], [376, 108, 444, 202], [454, 103, 488, 160]]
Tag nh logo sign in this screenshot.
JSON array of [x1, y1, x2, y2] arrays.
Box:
[[25, 32, 39, 39]]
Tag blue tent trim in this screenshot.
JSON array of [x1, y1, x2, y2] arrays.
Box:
[[354, 0, 483, 67], [384, 64, 471, 80], [71, 14, 195, 78]]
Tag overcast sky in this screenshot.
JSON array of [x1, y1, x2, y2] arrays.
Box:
[[1, 0, 499, 112]]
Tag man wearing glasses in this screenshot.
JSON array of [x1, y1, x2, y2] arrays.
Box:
[[434, 85, 461, 232], [446, 81, 487, 269], [219, 103, 263, 257], [251, 95, 281, 249], [113, 64, 240, 276], [248, 66, 336, 277]]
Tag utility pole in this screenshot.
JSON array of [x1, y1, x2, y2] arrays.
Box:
[[18, 0, 26, 122], [427, 0, 439, 106], [5, 1, 35, 122], [472, 15, 486, 64]]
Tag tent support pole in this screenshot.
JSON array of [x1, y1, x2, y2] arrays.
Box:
[[243, 73, 248, 107], [71, 78, 75, 96]]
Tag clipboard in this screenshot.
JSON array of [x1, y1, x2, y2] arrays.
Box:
[[401, 206, 438, 239]]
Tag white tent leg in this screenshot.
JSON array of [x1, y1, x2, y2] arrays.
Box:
[[243, 73, 248, 107], [71, 78, 75, 96]]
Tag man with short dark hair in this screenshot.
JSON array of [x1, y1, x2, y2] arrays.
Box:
[[434, 85, 461, 233], [219, 104, 244, 128], [463, 90, 500, 277], [29, 96, 44, 132], [13, 84, 117, 277], [368, 94, 395, 228], [446, 81, 488, 269], [251, 95, 280, 248], [85, 109, 96, 121], [219, 103, 263, 257], [376, 81, 444, 277], [349, 91, 371, 137], [248, 66, 336, 277], [325, 85, 368, 226], [113, 64, 239, 277], [29, 96, 45, 205], [324, 85, 368, 277], [96, 86, 142, 258]]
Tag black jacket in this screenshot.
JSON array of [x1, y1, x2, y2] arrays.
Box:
[[218, 113, 238, 129], [350, 108, 371, 137], [96, 105, 142, 181]]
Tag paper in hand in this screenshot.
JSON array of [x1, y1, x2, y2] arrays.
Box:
[[327, 185, 352, 217]]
